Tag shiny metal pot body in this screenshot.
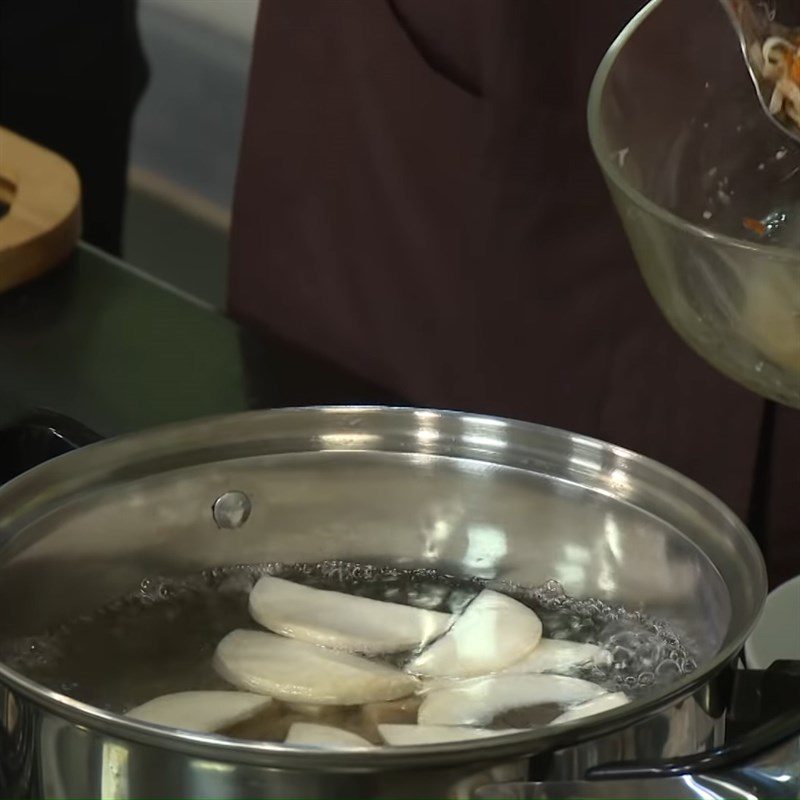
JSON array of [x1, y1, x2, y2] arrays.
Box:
[[0, 408, 766, 798]]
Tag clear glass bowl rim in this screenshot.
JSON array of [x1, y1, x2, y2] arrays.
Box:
[[587, 0, 800, 265]]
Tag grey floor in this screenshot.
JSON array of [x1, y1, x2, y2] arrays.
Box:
[[122, 2, 254, 309], [129, 2, 252, 211]]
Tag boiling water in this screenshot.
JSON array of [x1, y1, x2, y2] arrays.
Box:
[[0, 562, 697, 736]]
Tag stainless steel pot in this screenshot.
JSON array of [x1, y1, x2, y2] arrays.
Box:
[[0, 407, 773, 798]]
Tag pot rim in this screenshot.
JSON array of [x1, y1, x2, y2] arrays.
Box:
[[0, 405, 767, 768]]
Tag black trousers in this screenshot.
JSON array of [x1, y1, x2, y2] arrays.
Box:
[[0, 0, 148, 255]]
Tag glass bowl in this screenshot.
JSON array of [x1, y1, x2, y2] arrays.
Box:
[[589, 0, 800, 408]]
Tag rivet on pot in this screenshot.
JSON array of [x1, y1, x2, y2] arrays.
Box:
[[212, 490, 252, 530]]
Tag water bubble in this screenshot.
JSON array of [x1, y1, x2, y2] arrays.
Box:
[[656, 660, 682, 679], [611, 645, 633, 667], [542, 579, 565, 598]]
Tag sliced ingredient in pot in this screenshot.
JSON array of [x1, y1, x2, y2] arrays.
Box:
[[285, 722, 374, 748], [418, 674, 607, 727], [284, 701, 348, 721], [249, 575, 453, 654], [214, 629, 419, 704], [1, 561, 698, 749], [502, 638, 609, 676], [406, 590, 542, 678], [550, 692, 630, 725], [126, 690, 273, 733], [378, 723, 511, 745], [361, 696, 422, 730]]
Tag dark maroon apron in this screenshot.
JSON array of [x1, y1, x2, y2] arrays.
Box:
[[230, 0, 796, 580]]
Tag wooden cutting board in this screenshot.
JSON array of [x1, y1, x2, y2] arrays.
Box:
[[0, 126, 81, 294]]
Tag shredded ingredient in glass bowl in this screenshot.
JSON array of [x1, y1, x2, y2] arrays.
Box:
[[753, 35, 800, 128]]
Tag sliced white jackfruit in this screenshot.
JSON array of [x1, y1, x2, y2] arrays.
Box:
[[378, 723, 515, 745], [249, 575, 453, 654], [550, 692, 630, 725], [361, 696, 422, 729], [418, 673, 606, 727], [406, 590, 542, 678], [126, 691, 272, 733], [214, 629, 419, 704], [284, 722, 373, 748], [503, 638, 609, 675]]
